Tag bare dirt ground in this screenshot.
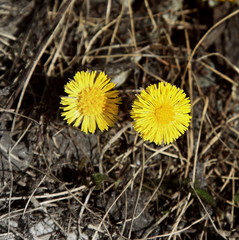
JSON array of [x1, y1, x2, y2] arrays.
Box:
[[1, 0, 239, 239]]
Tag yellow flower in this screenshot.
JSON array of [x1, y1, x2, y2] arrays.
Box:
[[60, 71, 121, 134], [131, 82, 191, 145]]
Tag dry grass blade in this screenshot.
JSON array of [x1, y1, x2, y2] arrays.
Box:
[[192, 97, 209, 184], [144, 0, 157, 31], [11, 0, 76, 132], [5, 0, 76, 237], [191, 184, 227, 240], [200, 131, 222, 157], [82, 19, 118, 64], [1, 1, 239, 239], [197, 60, 238, 86], [142, 215, 206, 239], [197, 52, 239, 75], [128, 145, 145, 238], [184, 8, 239, 81], [100, 123, 131, 161]]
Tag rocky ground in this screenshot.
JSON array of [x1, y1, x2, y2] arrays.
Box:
[[0, 0, 239, 239]]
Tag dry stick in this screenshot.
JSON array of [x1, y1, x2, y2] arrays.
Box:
[[220, 166, 234, 193], [0, 108, 40, 125], [88, 42, 139, 55], [191, 184, 227, 240], [0, 186, 86, 202], [0, 193, 84, 221], [27, 157, 101, 220], [92, 154, 152, 240], [196, 60, 238, 86], [204, 110, 233, 153], [106, 139, 144, 175], [183, 8, 239, 81], [105, 0, 112, 25], [192, 97, 208, 184], [229, 126, 239, 140], [139, 215, 206, 240], [0, 143, 24, 167], [45, 210, 67, 237], [136, 61, 166, 82], [92, 179, 132, 240], [144, 143, 176, 156], [127, 0, 137, 50], [106, 3, 125, 64], [182, 12, 194, 179], [82, 19, 118, 65], [0, 30, 16, 41], [144, 49, 171, 66], [102, 126, 133, 157], [231, 167, 235, 229], [131, 124, 139, 191], [103, 223, 113, 240], [5, 123, 31, 237], [108, 147, 173, 237], [120, 191, 128, 236], [183, 13, 239, 193], [11, 0, 75, 133], [221, 175, 239, 181], [7, 0, 75, 236], [137, 156, 171, 237], [197, 52, 239, 76], [162, 28, 181, 78], [199, 218, 209, 240], [85, 0, 90, 16], [10, 123, 32, 155], [1, 123, 32, 176], [46, 20, 69, 76], [142, 212, 170, 239], [140, 168, 171, 238], [168, 194, 193, 240], [87, 52, 149, 59], [144, 0, 157, 31], [128, 145, 145, 239], [78, 187, 95, 235], [144, 199, 195, 239], [200, 131, 222, 157], [62, 49, 180, 68], [23, 175, 46, 216], [7, 27, 32, 87]]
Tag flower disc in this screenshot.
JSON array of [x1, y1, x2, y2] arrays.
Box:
[[131, 82, 191, 144], [60, 71, 121, 134]]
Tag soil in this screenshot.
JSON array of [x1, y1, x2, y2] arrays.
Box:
[[0, 0, 239, 239]]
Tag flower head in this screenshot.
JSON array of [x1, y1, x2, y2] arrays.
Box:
[[131, 82, 191, 145], [60, 71, 121, 134]]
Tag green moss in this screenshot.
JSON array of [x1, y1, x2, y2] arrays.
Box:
[[234, 191, 239, 203], [92, 173, 109, 189], [194, 187, 216, 207]]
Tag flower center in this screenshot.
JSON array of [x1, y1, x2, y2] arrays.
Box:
[[154, 105, 175, 124], [78, 88, 106, 115]]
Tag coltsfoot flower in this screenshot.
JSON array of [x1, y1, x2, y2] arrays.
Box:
[[60, 71, 121, 134], [131, 82, 191, 145]]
